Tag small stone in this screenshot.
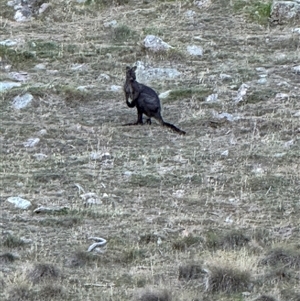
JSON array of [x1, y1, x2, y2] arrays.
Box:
[[9, 72, 29, 82], [234, 83, 249, 103], [34, 63, 47, 70], [257, 78, 267, 85], [292, 65, 300, 74], [38, 129, 47, 136], [185, 10, 196, 18], [0, 39, 17, 46], [159, 90, 171, 99], [110, 85, 122, 92], [206, 93, 218, 102], [33, 153, 47, 160], [275, 93, 289, 99], [103, 20, 117, 28], [12, 93, 33, 109], [187, 45, 203, 56], [292, 28, 300, 34], [39, 3, 50, 14], [143, 35, 173, 52], [221, 150, 229, 156], [7, 196, 31, 209], [0, 81, 22, 92], [23, 138, 40, 148], [220, 73, 232, 81]]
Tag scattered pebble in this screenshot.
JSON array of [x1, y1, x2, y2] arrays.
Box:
[[0, 82, 22, 93], [0, 39, 17, 46], [187, 45, 203, 56], [12, 93, 33, 109], [143, 35, 173, 52], [103, 20, 117, 28], [7, 196, 31, 209], [23, 137, 40, 148], [206, 93, 218, 102]]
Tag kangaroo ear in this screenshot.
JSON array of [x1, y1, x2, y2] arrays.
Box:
[[132, 66, 137, 71], [126, 66, 131, 71]]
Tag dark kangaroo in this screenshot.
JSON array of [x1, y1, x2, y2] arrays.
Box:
[[123, 66, 186, 135]]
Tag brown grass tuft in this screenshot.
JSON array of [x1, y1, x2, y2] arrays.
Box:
[[178, 263, 205, 281], [261, 246, 300, 268], [28, 263, 60, 284], [205, 265, 251, 293], [137, 289, 172, 301]]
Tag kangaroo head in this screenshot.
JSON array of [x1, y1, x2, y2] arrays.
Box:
[[126, 66, 137, 81]]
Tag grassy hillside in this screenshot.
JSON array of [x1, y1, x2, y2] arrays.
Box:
[[1, 0, 300, 300]]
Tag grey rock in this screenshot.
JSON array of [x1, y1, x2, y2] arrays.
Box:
[[12, 93, 33, 109], [187, 45, 203, 56], [159, 90, 172, 99], [110, 85, 122, 92], [0, 39, 17, 46], [271, 1, 300, 23], [103, 20, 117, 28], [7, 196, 31, 209], [143, 35, 173, 52], [206, 94, 218, 102], [220, 73, 232, 81], [0, 81, 22, 92], [292, 27, 300, 33], [292, 65, 300, 74], [32, 153, 47, 160], [23, 137, 40, 147], [9, 72, 30, 82], [34, 63, 47, 70], [234, 83, 250, 103], [257, 78, 267, 84]]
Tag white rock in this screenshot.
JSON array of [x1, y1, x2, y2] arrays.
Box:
[[284, 139, 294, 148], [0, 39, 17, 46], [7, 196, 31, 209], [23, 138, 40, 148], [71, 63, 86, 70], [124, 171, 132, 177], [0, 81, 22, 92], [38, 129, 47, 136], [234, 83, 249, 103], [103, 20, 117, 28], [195, 0, 211, 8], [12, 93, 33, 109], [257, 78, 267, 85], [206, 93, 218, 102], [220, 73, 232, 81], [292, 27, 300, 34], [275, 93, 289, 99], [256, 67, 267, 73], [14, 10, 30, 22], [110, 85, 122, 92], [187, 45, 203, 56], [143, 35, 173, 52], [9, 72, 29, 82], [98, 73, 110, 81], [39, 3, 50, 14], [292, 65, 300, 74], [185, 10, 196, 18], [34, 63, 47, 70], [159, 90, 172, 99], [221, 150, 229, 156], [33, 153, 47, 160]]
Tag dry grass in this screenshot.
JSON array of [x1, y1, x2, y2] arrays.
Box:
[[1, 0, 300, 300]]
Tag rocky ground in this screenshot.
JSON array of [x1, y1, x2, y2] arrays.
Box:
[[0, 0, 300, 300]]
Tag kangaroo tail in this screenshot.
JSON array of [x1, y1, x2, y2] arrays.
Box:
[[162, 121, 186, 135]]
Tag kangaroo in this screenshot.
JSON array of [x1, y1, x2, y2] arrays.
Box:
[[123, 66, 186, 135]]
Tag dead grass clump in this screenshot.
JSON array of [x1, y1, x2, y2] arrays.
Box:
[[69, 251, 100, 267], [111, 25, 137, 43], [137, 289, 172, 301], [0, 252, 17, 263], [139, 233, 158, 244], [28, 263, 60, 284], [172, 234, 202, 251], [205, 265, 251, 293], [38, 284, 66, 300], [253, 296, 277, 301], [121, 247, 146, 264], [7, 285, 33, 301], [205, 229, 249, 250], [251, 228, 272, 245], [260, 246, 300, 268], [221, 229, 250, 249], [3, 235, 26, 248], [178, 263, 204, 281], [281, 289, 300, 301], [39, 216, 82, 228]]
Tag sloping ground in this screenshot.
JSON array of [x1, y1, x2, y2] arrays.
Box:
[[0, 1, 300, 300]]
